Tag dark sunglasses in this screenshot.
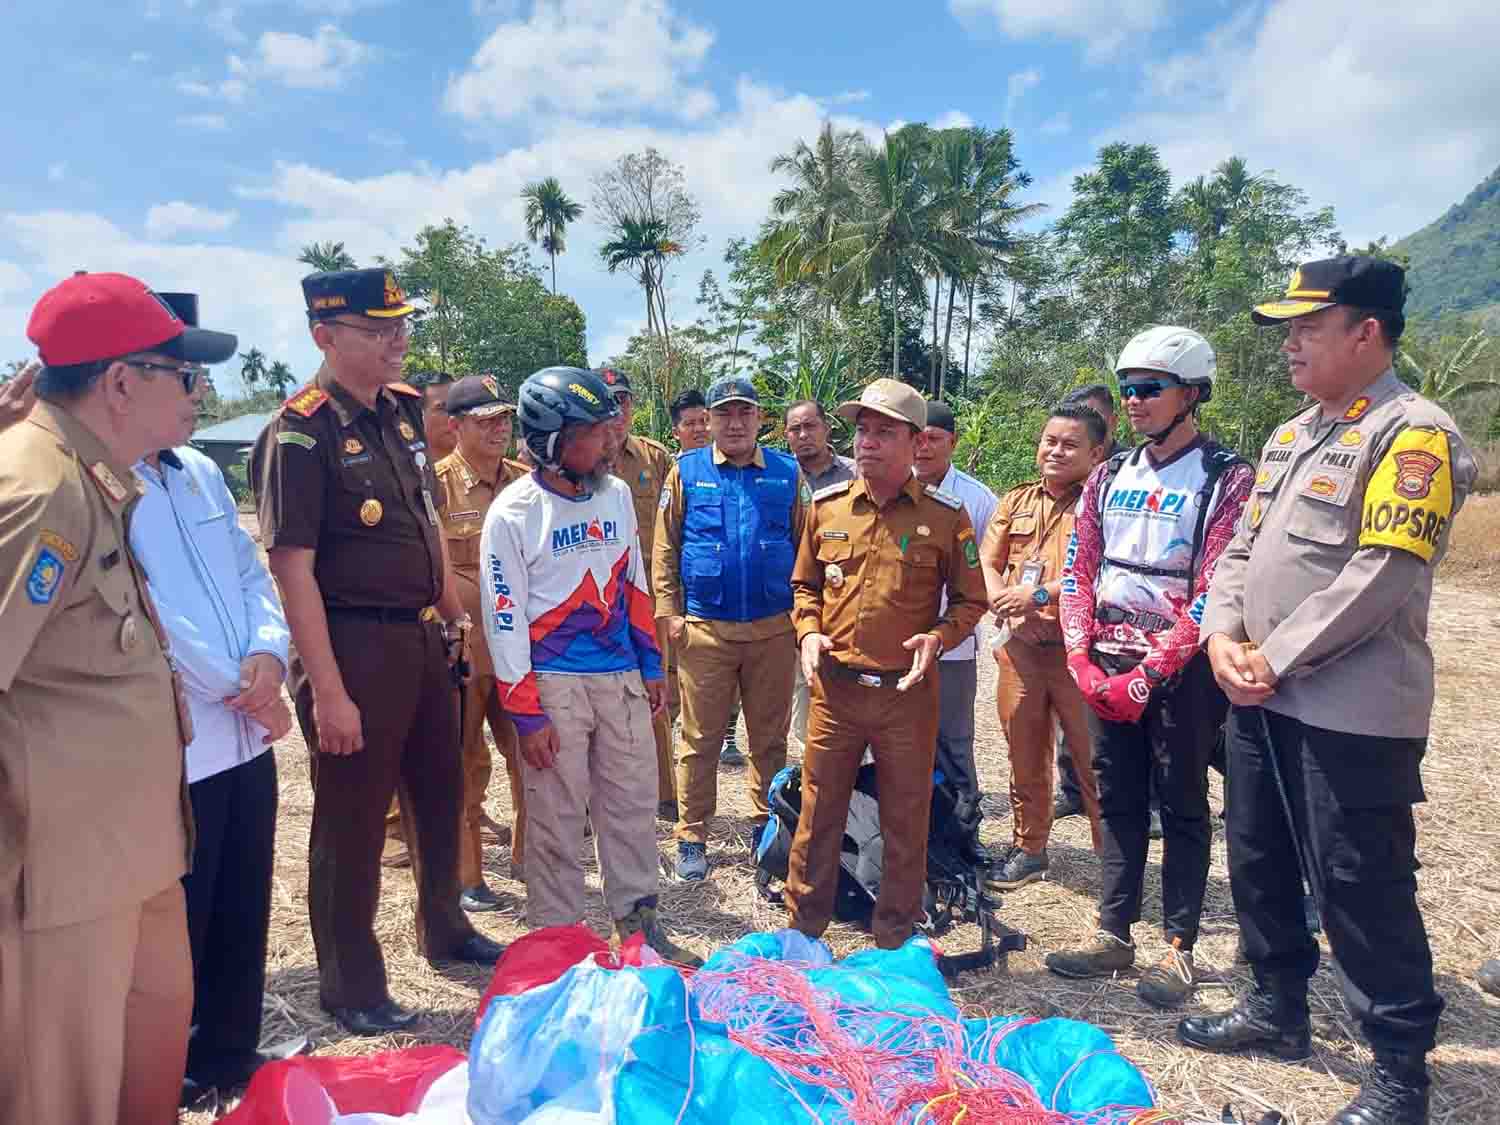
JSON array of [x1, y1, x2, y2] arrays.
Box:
[[124, 358, 203, 395], [1119, 378, 1177, 401]]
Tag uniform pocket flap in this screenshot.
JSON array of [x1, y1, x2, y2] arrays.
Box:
[[94, 567, 135, 616], [816, 539, 852, 562], [1285, 500, 1353, 547], [1008, 514, 1036, 534]]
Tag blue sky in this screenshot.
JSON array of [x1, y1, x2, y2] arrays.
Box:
[[5, 0, 1499, 390]]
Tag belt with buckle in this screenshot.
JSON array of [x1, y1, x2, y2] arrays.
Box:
[[825, 660, 902, 688], [326, 605, 425, 624]]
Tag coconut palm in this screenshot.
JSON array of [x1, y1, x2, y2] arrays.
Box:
[[238, 347, 267, 393], [599, 216, 684, 359], [297, 241, 357, 272], [521, 177, 584, 294], [763, 122, 866, 319], [267, 360, 295, 397], [824, 129, 968, 378], [1400, 331, 1498, 404]]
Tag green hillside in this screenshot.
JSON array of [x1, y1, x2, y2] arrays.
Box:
[[1395, 163, 1500, 320]]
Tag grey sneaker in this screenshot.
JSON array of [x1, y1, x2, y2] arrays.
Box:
[[985, 846, 1049, 892], [1045, 930, 1136, 979], [1137, 939, 1196, 1009], [676, 841, 708, 881]]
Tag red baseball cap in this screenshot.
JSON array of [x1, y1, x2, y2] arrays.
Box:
[[27, 271, 237, 367]]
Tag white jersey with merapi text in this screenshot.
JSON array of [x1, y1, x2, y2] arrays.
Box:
[[479, 472, 663, 736], [1089, 443, 1228, 658]]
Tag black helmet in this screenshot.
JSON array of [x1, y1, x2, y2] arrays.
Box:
[[518, 366, 620, 466]]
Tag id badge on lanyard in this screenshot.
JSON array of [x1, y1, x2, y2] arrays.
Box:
[[1019, 559, 1043, 586]]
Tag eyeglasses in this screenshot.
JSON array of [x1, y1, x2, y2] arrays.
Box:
[[1119, 379, 1177, 401], [330, 317, 414, 343], [124, 358, 203, 395]]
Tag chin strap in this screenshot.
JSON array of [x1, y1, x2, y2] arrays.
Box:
[[1144, 405, 1195, 446]]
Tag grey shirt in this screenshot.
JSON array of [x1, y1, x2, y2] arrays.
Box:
[[1201, 368, 1476, 738], [803, 453, 856, 493]]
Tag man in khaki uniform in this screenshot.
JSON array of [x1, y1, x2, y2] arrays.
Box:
[[981, 404, 1106, 893], [786, 379, 987, 949], [1181, 257, 1478, 1125], [434, 375, 530, 908], [600, 367, 679, 819], [655, 375, 809, 881], [1, 271, 238, 1125]]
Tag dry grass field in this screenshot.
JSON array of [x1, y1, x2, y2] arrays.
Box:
[[185, 507, 1500, 1123]]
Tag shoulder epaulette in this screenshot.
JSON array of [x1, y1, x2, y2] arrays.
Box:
[[386, 381, 422, 398], [284, 384, 329, 418], [924, 484, 963, 510], [503, 457, 531, 477], [638, 435, 671, 455], [813, 480, 851, 502]]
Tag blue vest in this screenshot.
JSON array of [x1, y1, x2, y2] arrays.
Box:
[[678, 445, 800, 622]]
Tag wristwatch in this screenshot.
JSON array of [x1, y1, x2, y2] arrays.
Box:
[[1031, 586, 1051, 607], [442, 614, 473, 643]]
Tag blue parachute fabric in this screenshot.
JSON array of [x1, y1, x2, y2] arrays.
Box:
[[468, 962, 686, 1125], [962, 1016, 1155, 1114]]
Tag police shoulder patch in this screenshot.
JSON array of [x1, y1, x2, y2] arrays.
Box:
[[924, 484, 963, 510], [813, 480, 851, 502], [1359, 426, 1454, 563], [284, 384, 329, 417], [386, 381, 422, 398]]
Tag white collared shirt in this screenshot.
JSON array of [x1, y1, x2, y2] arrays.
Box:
[[131, 447, 290, 783], [934, 462, 998, 661]]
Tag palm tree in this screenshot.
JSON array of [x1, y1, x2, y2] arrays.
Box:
[[266, 360, 295, 397], [297, 241, 357, 272], [824, 129, 967, 378], [599, 216, 685, 365], [238, 347, 267, 393], [521, 177, 584, 294], [764, 122, 866, 320]]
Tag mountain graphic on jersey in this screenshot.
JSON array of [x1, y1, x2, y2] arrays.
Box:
[[527, 552, 660, 676]]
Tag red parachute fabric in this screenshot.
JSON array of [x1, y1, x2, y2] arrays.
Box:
[[219, 1046, 466, 1125], [475, 923, 650, 1026]]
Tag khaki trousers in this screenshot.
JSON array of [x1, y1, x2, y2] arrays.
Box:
[[526, 671, 661, 926], [457, 671, 526, 887], [996, 638, 1103, 854], [785, 665, 940, 949], [674, 620, 795, 843], [0, 883, 192, 1125], [653, 620, 677, 803]]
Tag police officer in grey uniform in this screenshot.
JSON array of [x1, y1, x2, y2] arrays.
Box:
[[1178, 257, 1478, 1125]]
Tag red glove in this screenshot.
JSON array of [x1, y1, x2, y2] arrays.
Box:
[[1092, 665, 1153, 724], [1067, 650, 1108, 697]]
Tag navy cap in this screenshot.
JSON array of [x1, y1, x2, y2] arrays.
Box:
[[706, 374, 759, 408], [302, 268, 417, 320], [1253, 256, 1406, 325], [446, 374, 514, 418], [924, 400, 956, 434]]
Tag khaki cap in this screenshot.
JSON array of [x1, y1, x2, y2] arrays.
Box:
[[835, 378, 927, 429]]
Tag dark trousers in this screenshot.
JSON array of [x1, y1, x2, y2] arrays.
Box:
[[292, 615, 474, 1010], [935, 657, 980, 820], [1090, 650, 1224, 947], [1060, 732, 1163, 811], [786, 665, 939, 949], [182, 751, 277, 1085], [1226, 705, 1442, 1053]]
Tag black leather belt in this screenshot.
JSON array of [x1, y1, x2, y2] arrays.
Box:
[[326, 605, 425, 624], [824, 660, 903, 688]]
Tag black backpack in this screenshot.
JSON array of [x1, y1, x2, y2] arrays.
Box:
[[754, 763, 1026, 976]]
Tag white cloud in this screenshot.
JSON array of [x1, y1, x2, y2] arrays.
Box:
[[1039, 111, 1071, 136], [445, 0, 716, 122], [130, 50, 151, 63], [296, 0, 391, 12], [206, 4, 245, 44], [46, 163, 66, 183], [255, 24, 373, 89], [177, 73, 248, 103], [934, 110, 975, 130], [178, 113, 230, 131], [2, 211, 312, 388], [1004, 67, 1041, 123], [1105, 0, 1500, 246], [0, 261, 30, 299], [145, 202, 240, 239], [950, 0, 1164, 60]]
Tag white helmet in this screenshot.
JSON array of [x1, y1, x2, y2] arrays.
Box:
[[1115, 325, 1215, 403]]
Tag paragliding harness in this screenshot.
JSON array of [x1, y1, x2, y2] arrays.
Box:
[[754, 763, 1027, 977], [1095, 441, 1246, 611]]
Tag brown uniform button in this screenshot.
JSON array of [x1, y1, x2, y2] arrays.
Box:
[[360, 498, 384, 526], [398, 421, 416, 441], [119, 614, 138, 651]]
